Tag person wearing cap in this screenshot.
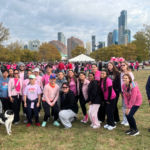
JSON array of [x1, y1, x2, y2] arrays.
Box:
[[42, 65, 52, 87], [19, 63, 28, 81], [41, 74, 60, 127], [24, 75, 42, 127]]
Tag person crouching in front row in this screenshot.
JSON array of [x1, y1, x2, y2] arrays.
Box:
[[59, 82, 78, 129], [41, 74, 60, 127], [24, 75, 42, 127]]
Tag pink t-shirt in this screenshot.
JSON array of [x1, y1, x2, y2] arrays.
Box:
[[19, 72, 24, 81], [69, 78, 77, 95], [42, 74, 50, 86], [95, 70, 101, 81], [84, 67, 87, 71], [101, 78, 116, 100], [7, 65, 11, 70], [24, 84, 42, 100], [14, 78, 21, 92]]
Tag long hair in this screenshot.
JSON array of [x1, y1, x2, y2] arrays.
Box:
[[100, 70, 107, 92], [123, 74, 133, 91], [107, 62, 120, 80], [67, 70, 77, 84], [120, 61, 131, 72]]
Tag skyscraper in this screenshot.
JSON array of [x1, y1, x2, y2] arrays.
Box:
[[67, 37, 84, 59], [49, 40, 67, 55], [113, 29, 118, 45], [98, 41, 105, 48], [86, 41, 91, 55], [107, 32, 113, 47], [28, 39, 40, 51], [24, 44, 28, 49], [124, 29, 131, 43], [118, 10, 127, 45], [58, 32, 66, 45], [92, 35, 96, 52]]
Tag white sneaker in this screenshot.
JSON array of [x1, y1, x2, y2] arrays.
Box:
[[114, 122, 117, 124], [104, 124, 109, 128], [107, 125, 116, 130], [93, 125, 100, 129], [24, 119, 28, 123], [90, 124, 94, 127], [124, 122, 129, 126], [121, 120, 126, 125], [14, 122, 20, 125], [24, 113, 26, 117], [99, 120, 102, 123], [39, 113, 41, 117]]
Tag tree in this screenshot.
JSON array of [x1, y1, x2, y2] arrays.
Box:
[[0, 44, 10, 61], [21, 49, 34, 62], [71, 45, 87, 58], [0, 22, 10, 43], [39, 42, 61, 61], [136, 55, 143, 63], [7, 40, 24, 51]]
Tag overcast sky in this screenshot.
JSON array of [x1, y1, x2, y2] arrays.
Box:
[[0, 0, 150, 47]]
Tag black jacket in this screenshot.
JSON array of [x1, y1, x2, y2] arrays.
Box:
[[87, 80, 102, 104], [60, 90, 78, 114], [98, 62, 102, 71]]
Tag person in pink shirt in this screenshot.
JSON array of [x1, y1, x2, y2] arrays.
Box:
[[91, 63, 101, 81], [8, 69, 23, 124], [52, 64, 56, 74], [41, 74, 60, 127], [42, 65, 52, 87], [13, 63, 17, 70], [7, 64, 11, 70], [84, 63, 87, 75], [34, 68, 43, 91], [24, 75, 42, 127], [122, 74, 142, 136], [8, 68, 14, 80], [100, 70, 116, 130], [19, 63, 28, 81]]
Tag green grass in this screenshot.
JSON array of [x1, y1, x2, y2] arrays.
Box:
[[1, 70, 150, 150]]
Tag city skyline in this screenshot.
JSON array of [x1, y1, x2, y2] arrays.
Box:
[[1, 0, 149, 47]]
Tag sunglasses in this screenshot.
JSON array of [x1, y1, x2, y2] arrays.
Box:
[[121, 65, 125, 67], [62, 87, 68, 89]]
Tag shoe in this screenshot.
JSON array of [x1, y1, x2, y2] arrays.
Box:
[[39, 114, 41, 117], [90, 124, 94, 127], [27, 123, 31, 127], [125, 129, 133, 135], [13, 122, 20, 125], [93, 125, 100, 129], [124, 122, 129, 126], [129, 130, 139, 136], [47, 117, 50, 121], [36, 123, 41, 126], [64, 126, 71, 130], [104, 124, 109, 128], [24, 119, 28, 123], [99, 120, 102, 123], [114, 122, 117, 124], [53, 121, 60, 126], [24, 113, 26, 117], [41, 121, 47, 127], [107, 126, 116, 130], [121, 120, 126, 125], [83, 115, 88, 123]]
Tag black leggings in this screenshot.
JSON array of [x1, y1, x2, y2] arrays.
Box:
[[79, 97, 87, 116], [113, 96, 120, 122], [0, 97, 10, 112], [42, 101, 59, 121]]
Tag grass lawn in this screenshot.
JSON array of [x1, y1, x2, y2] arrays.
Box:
[[0, 70, 150, 150]]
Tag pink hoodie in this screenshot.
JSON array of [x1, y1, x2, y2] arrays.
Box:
[[8, 78, 23, 97], [42, 84, 59, 105], [122, 82, 142, 109]]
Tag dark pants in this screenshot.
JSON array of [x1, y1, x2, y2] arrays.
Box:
[[75, 96, 79, 103], [98, 101, 106, 122], [11, 96, 22, 123], [106, 98, 116, 126], [79, 97, 87, 116], [42, 101, 59, 121], [126, 106, 139, 130], [22, 101, 26, 114], [0, 97, 10, 112], [26, 99, 39, 124], [113, 96, 120, 122]]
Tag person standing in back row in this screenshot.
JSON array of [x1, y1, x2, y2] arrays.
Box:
[[91, 63, 101, 81]]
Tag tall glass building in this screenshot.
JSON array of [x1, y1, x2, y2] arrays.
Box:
[[98, 41, 105, 48], [118, 10, 127, 45], [58, 32, 66, 45], [113, 29, 118, 45], [124, 29, 131, 43], [107, 32, 113, 47], [92, 35, 96, 52]]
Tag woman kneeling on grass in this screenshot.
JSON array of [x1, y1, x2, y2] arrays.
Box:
[[100, 70, 116, 130], [41, 74, 60, 127], [59, 82, 78, 129], [122, 74, 142, 136]]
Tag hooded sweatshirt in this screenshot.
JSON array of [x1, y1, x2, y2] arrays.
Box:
[[0, 77, 9, 98]]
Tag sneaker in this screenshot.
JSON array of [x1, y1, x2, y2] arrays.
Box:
[[47, 117, 50, 121], [24, 113, 26, 117], [114, 122, 117, 124], [81, 117, 86, 123], [107, 125, 116, 130], [41, 121, 47, 127], [104, 124, 109, 128], [90, 124, 94, 127], [124, 122, 129, 126], [93, 125, 100, 129], [99, 121, 102, 123], [36, 123, 41, 126], [53, 121, 60, 126], [27, 123, 31, 127], [39, 114, 41, 117], [121, 120, 126, 125], [129, 130, 139, 136], [125, 129, 133, 135], [64, 126, 71, 130], [83, 115, 88, 123], [13, 122, 20, 125], [24, 119, 28, 123]]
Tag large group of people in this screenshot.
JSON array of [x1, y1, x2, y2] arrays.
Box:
[[0, 60, 147, 137]]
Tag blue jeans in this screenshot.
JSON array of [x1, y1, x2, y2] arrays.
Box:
[[126, 106, 139, 130]]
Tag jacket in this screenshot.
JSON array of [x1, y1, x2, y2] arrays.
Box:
[[122, 82, 142, 109], [77, 78, 90, 100], [58, 63, 64, 70], [146, 76, 150, 100], [87, 80, 102, 104], [60, 90, 78, 114]]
